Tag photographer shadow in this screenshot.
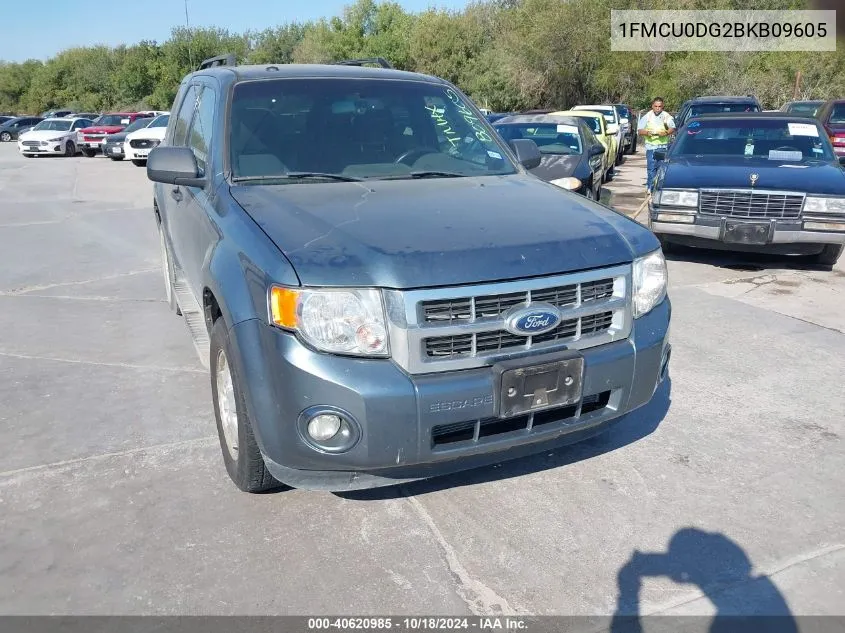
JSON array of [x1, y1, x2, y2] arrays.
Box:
[[610, 528, 798, 633]]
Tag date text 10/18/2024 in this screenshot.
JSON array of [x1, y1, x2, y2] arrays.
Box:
[[307, 617, 529, 631]]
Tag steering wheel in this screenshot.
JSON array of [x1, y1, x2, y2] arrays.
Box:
[[394, 147, 441, 165]]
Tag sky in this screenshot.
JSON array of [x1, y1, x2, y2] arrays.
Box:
[[0, 0, 471, 63]]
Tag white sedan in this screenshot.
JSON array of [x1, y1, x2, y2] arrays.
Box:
[[18, 117, 94, 157], [124, 113, 170, 166]]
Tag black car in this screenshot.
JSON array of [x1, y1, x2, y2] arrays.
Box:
[[101, 117, 156, 161], [649, 112, 845, 267], [0, 116, 44, 142], [493, 114, 607, 199], [613, 103, 638, 154], [675, 96, 762, 130]]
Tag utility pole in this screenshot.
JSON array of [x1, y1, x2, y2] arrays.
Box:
[[793, 70, 802, 100]]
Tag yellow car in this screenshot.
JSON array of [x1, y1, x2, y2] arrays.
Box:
[[551, 110, 619, 182]]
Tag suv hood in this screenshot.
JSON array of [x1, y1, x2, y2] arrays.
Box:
[[79, 125, 124, 135], [230, 175, 635, 289], [663, 156, 845, 194]]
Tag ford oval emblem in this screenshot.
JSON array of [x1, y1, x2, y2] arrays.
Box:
[[504, 303, 562, 336]]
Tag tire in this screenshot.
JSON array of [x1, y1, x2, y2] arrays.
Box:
[[631, 136, 638, 154], [110, 156, 124, 161], [0, 132, 11, 142], [810, 244, 843, 267], [82, 149, 95, 157], [65, 141, 75, 157], [209, 317, 283, 493], [158, 221, 181, 316], [132, 159, 146, 167]]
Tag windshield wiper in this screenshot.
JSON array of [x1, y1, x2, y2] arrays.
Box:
[[232, 172, 364, 183], [372, 170, 467, 180]]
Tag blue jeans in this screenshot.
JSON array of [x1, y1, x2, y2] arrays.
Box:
[[645, 147, 665, 192]]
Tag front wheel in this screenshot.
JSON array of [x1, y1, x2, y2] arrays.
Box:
[[810, 244, 843, 268], [110, 156, 123, 161], [209, 317, 283, 493], [82, 149, 95, 157], [132, 159, 146, 167], [0, 132, 11, 142], [65, 141, 76, 157]]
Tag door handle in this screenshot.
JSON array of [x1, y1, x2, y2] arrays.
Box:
[[170, 187, 183, 202]]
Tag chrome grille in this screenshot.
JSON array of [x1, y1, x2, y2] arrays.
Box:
[[699, 189, 804, 219], [384, 264, 632, 374], [420, 278, 614, 323], [22, 141, 40, 147], [129, 138, 158, 149]]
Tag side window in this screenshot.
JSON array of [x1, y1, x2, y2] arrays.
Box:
[[172, 85, 199, 146], [188, 85, 216, 176]]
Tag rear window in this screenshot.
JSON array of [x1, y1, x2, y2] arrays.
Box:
[[687, 103, 759, 121], [829, 103, 845, 124]]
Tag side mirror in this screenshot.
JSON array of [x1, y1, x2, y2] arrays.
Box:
[[589, 144, 605, 157], [607, 124, 619, 134], [510, 138, 542, 170], [654, 150, 667, 161], [147, 146, 205, 187]]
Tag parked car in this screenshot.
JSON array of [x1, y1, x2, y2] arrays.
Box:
[[571, 104, 625, 166], [17, 117, 94, 157], [0, 115, 14, 125], [779, 100, 824, 117], [813, 99, 845, 157], [0, 116, 44, 142], [146, 54, 671, 494], [674, 95, 762, 130], [613, 103, 639, 154], [552, 109, 619, 181], [102, 117, 158, 161], [76, 112, 154, 156], [649, 112, 845, 267], [486, 112, 516, 123], [40, 109, 75, 118], [124, 113, 170, 166], [492, 113, 607, 199]]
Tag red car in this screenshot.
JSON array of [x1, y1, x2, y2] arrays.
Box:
[[77, 112, 154, 156]]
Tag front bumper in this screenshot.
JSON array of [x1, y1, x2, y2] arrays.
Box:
[[650, 209, 845, 253], [78, 138, 105, 152], [18, 141, 67, 154], [228, 298, 671, 491], [103, 142, 124, 158]]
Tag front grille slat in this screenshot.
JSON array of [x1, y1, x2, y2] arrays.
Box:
[[699, 189, 803, 219]]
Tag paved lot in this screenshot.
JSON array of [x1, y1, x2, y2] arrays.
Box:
[[1, 144, 843, 620]]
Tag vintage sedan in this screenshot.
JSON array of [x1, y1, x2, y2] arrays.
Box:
[[493, 114, 607, 199], [649, 112, 845, 267]]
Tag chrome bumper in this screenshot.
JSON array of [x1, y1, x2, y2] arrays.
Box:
[[651, 220, 845, 245]]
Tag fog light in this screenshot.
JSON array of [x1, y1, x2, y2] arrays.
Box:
[[307, 414, 342, 441], [656, 213, 695, 224]]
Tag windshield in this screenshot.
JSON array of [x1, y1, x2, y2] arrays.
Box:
[[574, 115, 602, 134], [229, 78, 517, 180], [494, 122, 582, 155], [33, 120, 72, 131], [121, 118, 151, 134], [785, 102, 822, 115], [150, 114, 169, 127], [673, 119, 834, 162], [94, 114, 130, 126]]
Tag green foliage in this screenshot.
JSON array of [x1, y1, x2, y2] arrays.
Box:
[[0, 0, 840, 115]]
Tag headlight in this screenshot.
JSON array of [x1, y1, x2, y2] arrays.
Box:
[[269, 286, 389, 357], [48, 137, 63, 142], [632, 249, 668, 318], [803, 196, 845, 216], [550, 177, 582, 190], [654, 189, 698, 208]]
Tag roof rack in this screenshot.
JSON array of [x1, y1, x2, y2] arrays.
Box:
[[198, 54, 236, 70], [333, 57, 393, 69]]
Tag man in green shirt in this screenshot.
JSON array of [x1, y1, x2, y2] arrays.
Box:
[[637, 97, 676, 194]]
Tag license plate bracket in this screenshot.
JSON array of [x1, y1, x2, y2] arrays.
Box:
[[722, 220, 771, 245], [495, 353, 584, 419]]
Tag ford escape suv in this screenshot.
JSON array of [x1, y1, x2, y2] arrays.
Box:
[[147, 55, 672, 493]]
